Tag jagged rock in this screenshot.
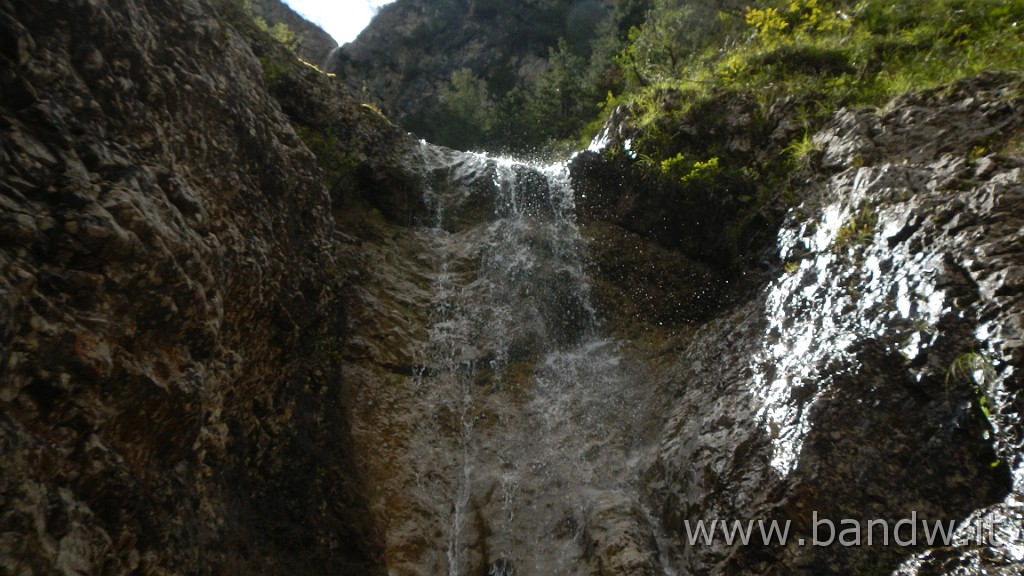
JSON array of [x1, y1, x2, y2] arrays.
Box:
[[817, 72, 1024, 171], [248, 0, 337, 65], [633, 72, 1024, 575], [0, 0, 387, 573]]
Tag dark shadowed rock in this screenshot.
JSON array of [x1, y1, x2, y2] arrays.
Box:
[[0, 0, 388, 572]]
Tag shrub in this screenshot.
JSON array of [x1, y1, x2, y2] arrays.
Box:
[[832, 203, 877, 255]]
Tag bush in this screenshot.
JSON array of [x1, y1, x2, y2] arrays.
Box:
[[212, 0, 251, 26], [748, 44, 853, 77]]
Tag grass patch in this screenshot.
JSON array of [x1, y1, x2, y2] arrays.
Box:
[[618, 0, 1024, 147], [595, 0, 1022, 266], [785, 131, 822, 170], [832, 203, 877, 255]]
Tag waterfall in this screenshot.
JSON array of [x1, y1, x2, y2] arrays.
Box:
[[393, 143, 661, 575]]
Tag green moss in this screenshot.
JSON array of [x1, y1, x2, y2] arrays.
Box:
[[253, 18, 299, 51], [293, 125, 360, 193], [747, 44, 853, 78], [258, 53, 289, 87], [213, 0, 302, 53], [679, 156, 720, 184]]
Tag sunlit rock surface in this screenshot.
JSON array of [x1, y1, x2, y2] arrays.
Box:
[[618, 73, 1024, 575]]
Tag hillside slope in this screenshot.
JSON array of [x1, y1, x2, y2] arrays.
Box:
[[326, 0, 645, 150]]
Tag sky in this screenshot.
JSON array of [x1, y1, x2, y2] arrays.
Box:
[[282, 0, 395, 44]]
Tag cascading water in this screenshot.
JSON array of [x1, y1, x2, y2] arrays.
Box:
[[324, 77, 1024, 576], [348, 133, 1019, 576], [390, 142, 666, 575]]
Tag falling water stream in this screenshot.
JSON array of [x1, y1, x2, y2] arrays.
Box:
[[335, 83, 1024, 575], [398, 143, 664, 575]]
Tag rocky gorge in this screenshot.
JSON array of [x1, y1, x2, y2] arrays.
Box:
[[1, 1, 1023, 576]]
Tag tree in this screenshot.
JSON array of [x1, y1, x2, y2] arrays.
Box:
[[615, 0, 741, 87], [522, 39, 594, 142], [438, 68, 493, 150]]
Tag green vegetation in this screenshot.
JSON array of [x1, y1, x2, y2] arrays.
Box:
[[254, 17, 299, 52], [832, 203, 877, 254], [259, 53, 289, 87], [411, 36, 610, 151], [784, 131, 822, 170], [617, 0, 1019, 265], [596, 0, 1024, 228], [617, 0, 1024, 124], [946, 350, 1007, 468], [647, 152, 722, 184], [403, 0, 653, 152], [415, 0, 1022, 155], [396, 0, 1019, 267], [947, 350, 999, 417], [211, 0, 299, 52], [292, 125, 360, 194], [221, 0, 1020, 267]]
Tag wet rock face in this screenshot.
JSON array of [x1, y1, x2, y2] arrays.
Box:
[[635, 73, 1024, 575], [568, 152, 750, 328], [329, 72, 1022, 575], [331, 149, 665, 576], [0, 0, 380, 573]]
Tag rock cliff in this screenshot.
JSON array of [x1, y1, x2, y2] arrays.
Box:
[[2, 0, 1023, 574], [0, 0, 397, 572], [249, 0, 337, 65], [574, 72, 1024, 574]]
